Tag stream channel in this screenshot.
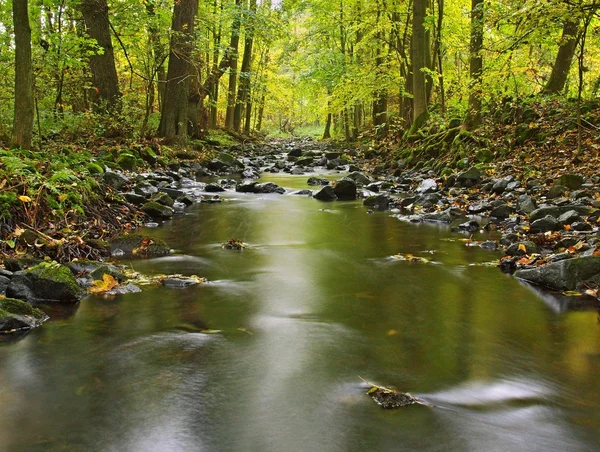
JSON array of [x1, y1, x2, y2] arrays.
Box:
[[1, 171, 599, 451]]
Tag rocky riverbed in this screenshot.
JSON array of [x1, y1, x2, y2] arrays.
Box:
[[2, 137, 599, 334]]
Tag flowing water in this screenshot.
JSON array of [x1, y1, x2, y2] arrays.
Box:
[[1, 172, 599, 451]]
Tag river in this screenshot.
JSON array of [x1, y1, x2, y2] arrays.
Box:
[[0, 172, 599, 451]]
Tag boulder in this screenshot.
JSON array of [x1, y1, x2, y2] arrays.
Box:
[[515, 256, 600, 291], [152, 192, 175, 207], [423, 207, 465, 223], [307, 177, 329, 186], [134, 181, 159, 198], [313, 186, 337, 201], [492, 177, 512, 194], [363, 195, 391, 210], [217, 152, 245, 169], [141, 201, 174, 219], [160, 187, 185, 199], [416, 178, 438, 194], [334, 178, 357, 201], [556, 174, 584, 190], [530, 215, 561, 233], [123, 192, 147, 205], [347, 171, 372, 186], [456, 167, 481, 186], [490, 204, 513, 219], [7, 262, 85, 303], [558, 210, 583, 226], [0, 298, 49, 333], [103, 171, 129, 190], [255, 182, 285, 194], [517, 195, 537, 215], [548, 184, 567, 199], [205, 183, 226, 193], [530, 205, 591, 222]]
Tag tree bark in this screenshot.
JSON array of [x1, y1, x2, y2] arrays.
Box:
[[465, 0, 484, 129], [81, 0, 121, 111], [543, 19, 579, 95], [12, 0, 34, 149], [411, 0, 428, 129], [225, 0, 243, 129], [234, 0, 257, 132], [157, 0, 198, 139]]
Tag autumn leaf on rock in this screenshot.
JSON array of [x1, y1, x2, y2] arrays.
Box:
[[89, 274, 119, 294]]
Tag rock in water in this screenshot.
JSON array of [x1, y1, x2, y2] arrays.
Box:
[[334, 179, 357, 200], [515, 256, 600, 291], [314, 186, 337, 201], [0, 298, 49, 333]]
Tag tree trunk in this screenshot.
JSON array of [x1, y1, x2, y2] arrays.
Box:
[[157, 0, 198, 139], [11, 0, 34, 149], [543, 19, 579, 95], [373, 1, 387, 128], [210, 0, 224, 127], [225, 0, 243, 129], [465, 0, 484, 129], [323, 112, 332, 139], [80, 0, 121, 111], [234, 0, 257, 132], [411, 0, 428, 129]]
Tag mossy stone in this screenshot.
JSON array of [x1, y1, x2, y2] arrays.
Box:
[[0, 297, 49, 332], [110, 233, 170, 256], [6, 262, 85, 303], [117, 153, 138, 171], [141, 201, 174, 219], [87, 163, 104, 174], [152, 192, 175, 207]]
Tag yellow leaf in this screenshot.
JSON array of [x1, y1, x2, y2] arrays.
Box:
[[518, 243, 527, 253], [58, 194, 68, 202], [89, 274, 118, 294], [387, 329, 398, 336], [18, 195, 32, 203]]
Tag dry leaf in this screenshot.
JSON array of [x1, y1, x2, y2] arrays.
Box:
[[89, 274, 118, 294]]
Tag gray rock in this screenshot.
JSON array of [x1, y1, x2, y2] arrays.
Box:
[[571, 221, 592, 232], [506, 241, 539, 256], [152, 192, 175, 207], [123, 192, 147, 205], [347, 171, 372, 186], [517, 195, 537, 215], [134, 181, 158, 198], [334, 179, 357, 201], [417, 178, 438, 194], [558, 210, 583, 225], [459, 220, 480, 232], [530, 205, 591, 222], [313, 186, 337, 201], [162, 277, 201, 289], [242, 169, 260, 179], [423, 207, 465, 223], [467, 202, 489, 214], [530, 215, 561, 233], [307, 177, 329, 186], [548, 184, 567, 199], [0, 275, 10, 295], [218, 152, 245, 169], [103, 171, 129, 190], [160, 187, 185, 199], [205, 183, 225, 192], [556, 174, 584, 190], [515, 256, 600, 291], [492, 177, 512, 194], [0, 298, 49, 332], [456, 167, 481, 186], [105, 283, 142, 296], [255, 182, 285, 194], [490, 204, 513, 219], [7, 262, 85, 303], [480, 241, 498, 251]]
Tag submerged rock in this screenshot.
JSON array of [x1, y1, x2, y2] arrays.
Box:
[[110, 233, 171, 257], [0, 298, 49, 333], [314, 186, 337, 201], [515, 256, 600, 291]]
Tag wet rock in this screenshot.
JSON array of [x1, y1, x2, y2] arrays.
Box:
[[105, 283, 142, 296], [206, 159, 229, 172], [467, 202, 489, 214], [242, 169, 260, 179], [492, 176, 512, 194], [152, 192, 174, 207], [530, 215, 561, 233], [218, 152, 245, 169], [7, 262, 85, 303], [459, 220, 480, 232], [558, 210, 583, 225], [530, 205, 591, 222], [556, 174, 584, 190], [0, 298, 49, 333], [205, 183, 226, 193], [307, 177, 329, 186], [548, 184, 567, 199], [571, 221, 592, 232], [288, 148, 303, 157], [490, 204, 513, 219], [515, 256, 600, 291], [347, 171, 372, 186], [517, 195, 537, 215], [334, 179, 357, 201], [416, 178, 438, 194], [110, 233, 170, 256], [160, 187, 185, 200], [178, 195, 195, 206], [456, 166, 481, 187], [363, 195, 391, 210], [141, 201, 174, 219], [134, 181, 159, 198], [103, 171, 129, 190], [314, 186, 337, 201], [506, 241, 539, 256], [296, 157, 314, 167], [480, 241, 498, 251], [423, 207, 465, 223], [0, 275, 10, 295], [123, 192, 147, 205], [256, 182, 285, 194], [162, 277, 201, 289]]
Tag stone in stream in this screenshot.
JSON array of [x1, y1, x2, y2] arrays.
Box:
[[134, 181, 159, 198], [307, 177, 329, 186], [347, 171, 372, 186], [423, 207, 465, 224], [363, 195, 391, 210], [334, 178, 357, 201], [530, 215, 561, 233], [110, 233, 171, 257], [6, 262, 85, 304], [416, 178, 438, 194], [103, 171, 129, 190], [456, 167, 482, 187], [529, 205, 591, 222], [141, 201, 174, 219], [517, 195, 537, 215], [205, 183, 226, 193], [313, 186, 337, 201], [152, 192, 174, 207], [490, 203, 513, 219], [515, 256, 600, 291], [0, 298, 49, 333]]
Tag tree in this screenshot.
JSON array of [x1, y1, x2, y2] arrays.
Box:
[[465, 0, 483, 129], [225, 0, 243, 129], [234, 0, 258, 133], [542, 19, 579, 95], [11, 0, 34, 149], [411, 0, 429, 129], [158, 0, 199, 139], [80, 0, 121, 110]]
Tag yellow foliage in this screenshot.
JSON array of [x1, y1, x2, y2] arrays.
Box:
[[89, 274, 118, 294]]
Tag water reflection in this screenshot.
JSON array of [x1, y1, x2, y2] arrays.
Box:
[[0, 174, 599, 451]]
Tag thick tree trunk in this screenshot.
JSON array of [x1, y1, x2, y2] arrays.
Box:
[[81, 0, 121, 111], [157, 0, 198, 139], [225, 0, 243, 129], [465, 0, 484, 129], [12, 0, 34, 149], [210, 0, 224, 127], [234, 0, 257, 132], [323, 112, 332, 139], [543, 19, 579, 95], [411, 0, 428, 129]]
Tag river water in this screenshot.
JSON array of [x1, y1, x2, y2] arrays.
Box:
[[1, 173, 599, 451]]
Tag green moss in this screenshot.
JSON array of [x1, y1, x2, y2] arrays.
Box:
[[87, 163, 104, 174], [29, 262, 81, 293], [117, 153, 137, 171], [0, 297, 46, 318], [0, 192, 18, 218]]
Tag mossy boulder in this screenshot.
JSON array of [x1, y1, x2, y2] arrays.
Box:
[[0, 297, 49, 333], [556, 174, 584, 190], [141, 201, 174, 219], [87, 162, 104, 175], [151, 192, 175, 207], [116, 153, 138, 171], [110, 233, 171, 257], [6, 262, 85, 303]]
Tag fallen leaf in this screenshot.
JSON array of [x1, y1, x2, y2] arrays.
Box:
[[18, 195, 31, 203], [89, 274, 119, 294], [518, 243, 527, 253]]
